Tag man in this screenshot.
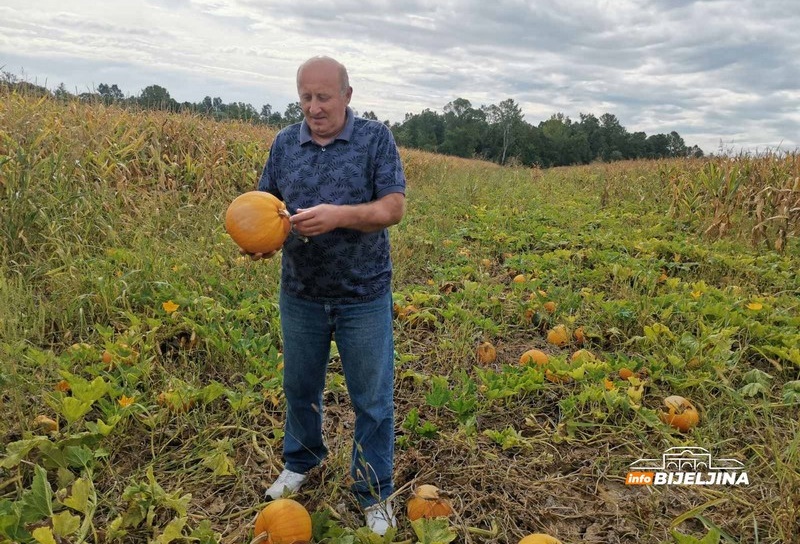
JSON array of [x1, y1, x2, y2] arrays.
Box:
[[251, 56, 405, 535]]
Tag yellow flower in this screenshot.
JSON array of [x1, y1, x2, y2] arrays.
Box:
[[162, 300, 179, 313], [746, 302, 763, 311], [118, 395, 135, 407], [690, 290, 702, 299]]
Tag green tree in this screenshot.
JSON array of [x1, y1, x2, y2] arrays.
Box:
[[667, 131, 687, 157], [483, 98, 525, 165], [223, 101, 258, 121], [578, 113, 604, 160], [283, 102, 303, 124], [139, 85, 176, 110], [392, 109, 445, 152], [540, 113, 594, 166], [599, 113, 627, 161], [515, 123, 545, 166], [627, 131, 648, 158], [97, 83, 124, 103], [53, 83, 72, 101], [646, 134, 671, 158], [688, 145, 704, 158], [260, 104, 282, 125], [440, 98, 486, 158]]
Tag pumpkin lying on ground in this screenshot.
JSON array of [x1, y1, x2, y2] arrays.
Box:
[[570, 349, 595, 362], [253, 498, 312, 544], [33, 415, 59, 433], [407, 484, 454, 521], [546, 325, 570, 347], [518, 534, 563, 544], [658, 395, 700, 432], [157, 390, 195, 413], [477, 341, 497, 364], [573, 326, 586, 344], [225, 191, 291, 254], [545, 369, 572, 384], [519, 349, 549, 366]]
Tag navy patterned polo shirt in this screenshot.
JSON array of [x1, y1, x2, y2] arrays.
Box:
[[257, 107, 406, 303]]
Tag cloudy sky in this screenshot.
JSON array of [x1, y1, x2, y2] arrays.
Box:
[[1, 0, 798, 154]]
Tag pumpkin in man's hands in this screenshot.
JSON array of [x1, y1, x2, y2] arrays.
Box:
[[225, 191, 291, 254]]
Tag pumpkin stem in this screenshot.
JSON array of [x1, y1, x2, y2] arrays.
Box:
[[467, 520, 499, 537], [249, 532, 270, 544], [414, 484, 444, 500]]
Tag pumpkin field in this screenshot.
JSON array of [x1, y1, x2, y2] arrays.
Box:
[[1, 92, 799, 544]]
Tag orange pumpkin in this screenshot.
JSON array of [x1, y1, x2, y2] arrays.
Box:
[[156, 390, 195, 413], [518, 534, 563, 544], [658, 395, 700, 432], [544, 369, 572, 384], [33, 415, 59, 433], [546, 325, 570, 347], [477, 341, 497, 364], [253, 498, 312, 544], [225, 191, 291, 254], [406, 484, 454, 521], [570, 349, 594, 362], [519, 349, 549, 366]]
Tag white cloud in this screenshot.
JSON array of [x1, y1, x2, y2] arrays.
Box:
[[1, 0, 798, 153]]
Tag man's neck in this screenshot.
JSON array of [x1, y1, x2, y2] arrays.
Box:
[[312, 134, 336, 147]]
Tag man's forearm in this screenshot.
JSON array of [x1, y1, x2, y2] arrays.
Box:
[[338, 193, 406, 233]]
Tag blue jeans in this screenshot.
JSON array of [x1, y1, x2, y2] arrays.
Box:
[[279, 289, 395, 507]]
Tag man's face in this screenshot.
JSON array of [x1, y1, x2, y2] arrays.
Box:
[[297, 60, 352, 142]]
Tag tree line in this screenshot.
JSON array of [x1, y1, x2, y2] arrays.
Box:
[[2, 71, 703, 167], [391, 97, 704, 166]]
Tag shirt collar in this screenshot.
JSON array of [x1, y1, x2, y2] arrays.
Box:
[[299, 107, 355, 145]]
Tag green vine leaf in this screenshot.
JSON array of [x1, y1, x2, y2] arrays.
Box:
[[411, 518, 457, 544], [21, 465, 53, 523]]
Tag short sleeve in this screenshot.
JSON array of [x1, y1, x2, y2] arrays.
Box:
[[257, 137, 283, 200], [373, 124, 406, 199]]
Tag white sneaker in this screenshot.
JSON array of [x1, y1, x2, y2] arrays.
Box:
[[365, 501, 396, 536], [265, 469, 308, 500]]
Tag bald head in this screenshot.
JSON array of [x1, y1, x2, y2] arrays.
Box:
[[297, 56, 350, 96], [296, 55, 353, 144]]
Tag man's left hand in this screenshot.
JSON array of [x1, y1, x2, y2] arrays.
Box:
[[290, 204, 342, 237]]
